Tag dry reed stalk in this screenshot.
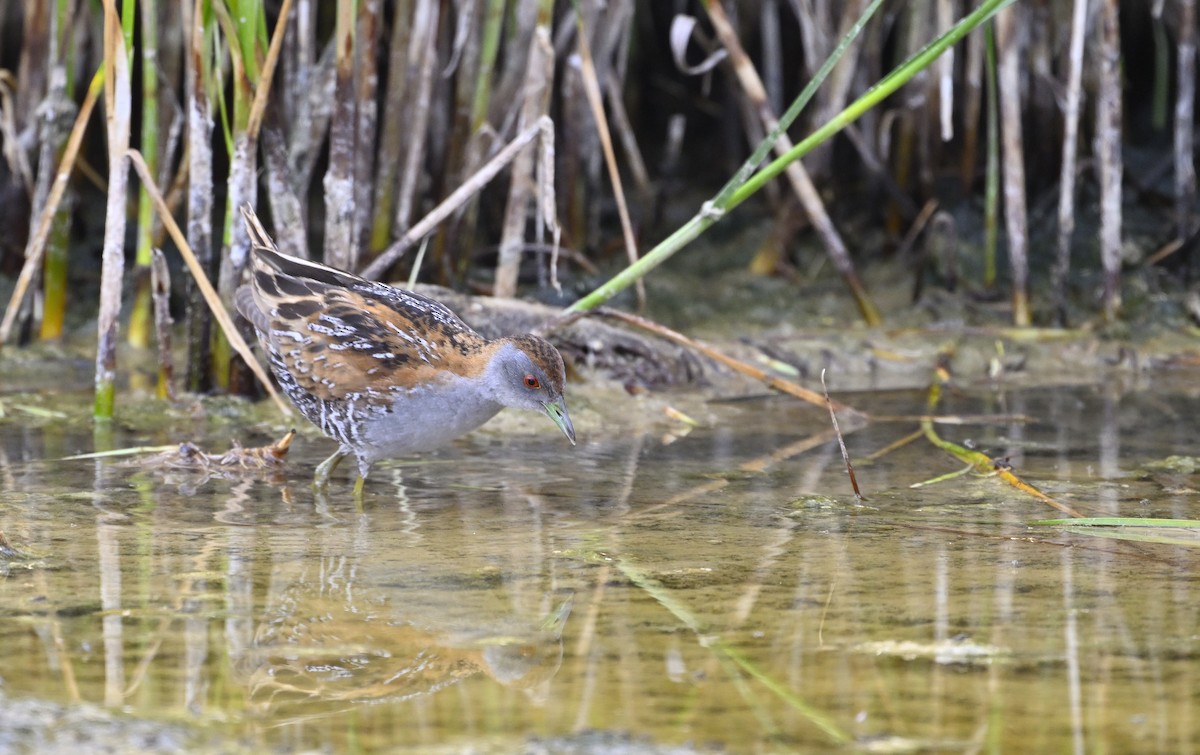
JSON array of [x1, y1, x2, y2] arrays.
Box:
[[843, 123, 917, 218], [591, 0, 646, 190], [761, 0, 783, 112], [95, 0, 132, 419], [575, 10, 640, 306], [9, 0, 50, 339], [495, 15, 554, 298], [392, 0, 440, 240], [261, 108, 309, 258], [367, 0, 414, 252], [212, 0, 293, 299], [150, 248, 175, 400], [16, 0, 49, 125], [362, 116, 554, 280], [603, 76, 649, 195], [1174, 0, 1197, 239], [816, 5, 916, 223], [1053, 0, 1088, 324], [290, 33, 337, 218], [323, 0, 358, 270], [184, 0, 214, 392], [261, 0, 308, 258], [292, 0, 316, 118], [245, 0, 295, 147], [353, 0, 381, 253], [792, 0, 840, 177], [1096, 0, 1123, 320], [432, 0, 486, 278], [0, 71, 100, 349], [883, 3, 927, 234], [935, 0, 954, 143], [822, 369, 864, 501], [996, 7, 1030, 326], [560, 43, 596, 260], [460, 3, 507, 261], [212, 0, 259, 309], [129, 152, 292, 416], [960, 23, 984, 189], [34, 78, 75, 342], [706, 1, 881, 325], [0, 72, 34, 192], [34, 1, 80, 342], [212, 0, 292, 390]]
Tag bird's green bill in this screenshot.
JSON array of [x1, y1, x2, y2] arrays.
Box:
[[543, 398, 576, 445]]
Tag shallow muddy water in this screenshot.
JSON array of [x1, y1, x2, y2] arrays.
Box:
[[0, 371, 1198, 753]]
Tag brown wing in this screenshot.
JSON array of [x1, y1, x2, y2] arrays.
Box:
[[256, 280, 490, 402], [238, 206, 490, 401]]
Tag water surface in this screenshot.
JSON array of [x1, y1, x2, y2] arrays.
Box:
[[1, 374, 1198, 752]]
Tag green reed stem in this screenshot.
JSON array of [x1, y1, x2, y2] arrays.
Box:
[[568, 0, 1014, 314]]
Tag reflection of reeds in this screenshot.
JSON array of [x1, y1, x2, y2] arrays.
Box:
[[0, 2, 1189, 412]]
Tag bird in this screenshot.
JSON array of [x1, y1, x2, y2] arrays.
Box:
[[233, 209, 575, 495]]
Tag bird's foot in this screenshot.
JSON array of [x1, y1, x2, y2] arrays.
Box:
[[313, 449, 348, 489]]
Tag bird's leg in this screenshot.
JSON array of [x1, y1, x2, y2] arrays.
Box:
[[352, 457, 372, 500], [313, 448, 348, 488]]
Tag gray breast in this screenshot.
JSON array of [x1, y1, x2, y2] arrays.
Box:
[[356, 375, 503, 463]]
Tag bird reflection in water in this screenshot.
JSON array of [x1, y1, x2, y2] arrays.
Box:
[[239, 577, 573, 715]]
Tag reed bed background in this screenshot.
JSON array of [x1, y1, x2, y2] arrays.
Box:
[[0, 0, 1195, 419]]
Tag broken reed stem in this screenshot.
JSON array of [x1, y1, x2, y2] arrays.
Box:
[[593, 307, 862, 418], [894, 198, 939, 261], [0, 68, 102, 349], [1096, 0, 1124, 321], [127, 151, 292, 417], [1052, 0, 1088, 324], [361, 117, 553, 280], [706, 0, 880, 326], [821, 369, 863, 501], [995, 6, 1029, 326]]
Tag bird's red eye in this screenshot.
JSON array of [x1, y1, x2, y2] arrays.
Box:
[[524, 374, 541, 389]]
